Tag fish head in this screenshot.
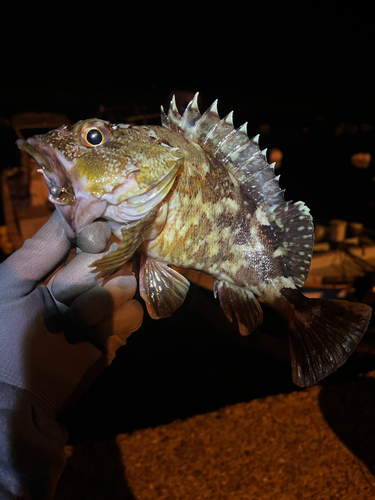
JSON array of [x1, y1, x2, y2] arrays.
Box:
[[17, 120, 182, 238]]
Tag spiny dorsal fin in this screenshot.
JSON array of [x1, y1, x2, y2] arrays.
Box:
[[161, 95, 182, 130], [161, 92, 314, 287], [162, 92, 278, 206], [269, 200, 314, 286], [179, 93, 201, 133]]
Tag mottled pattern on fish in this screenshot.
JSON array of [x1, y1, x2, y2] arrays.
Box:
[[138, 125, 306, 294], [17, 93, 372, 387]]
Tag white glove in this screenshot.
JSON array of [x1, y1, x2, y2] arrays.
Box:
[[0, 211, 143, 416]]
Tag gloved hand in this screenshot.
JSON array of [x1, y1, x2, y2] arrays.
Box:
[[0, 210, 143, 416]]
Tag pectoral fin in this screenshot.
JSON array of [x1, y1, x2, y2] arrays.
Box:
[[214, 280, 263, 335], [91, 204, 168, 274], [139, 256, 190, 319]]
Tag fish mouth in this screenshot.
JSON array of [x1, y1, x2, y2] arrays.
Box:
[[17, 138, 76, 206], [16, 137, 104, 239], [17, 137, 182, 238]]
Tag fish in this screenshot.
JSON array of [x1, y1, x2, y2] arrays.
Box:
[[17, 93, 372, 387]]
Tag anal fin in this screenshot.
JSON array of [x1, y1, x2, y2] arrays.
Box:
[[214, 280, 263, 336], [139, 256, 190, 319]]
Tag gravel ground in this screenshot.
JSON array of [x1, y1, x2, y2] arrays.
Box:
[[56, 285, 375, 499], [57, 373, 375, 500], [116, 377, 375, 500]]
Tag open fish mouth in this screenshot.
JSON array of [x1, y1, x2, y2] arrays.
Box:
[[17, 136, 182, 236], [17, 138, 76, 206]]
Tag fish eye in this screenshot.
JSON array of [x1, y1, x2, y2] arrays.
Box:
[[86, 128, 104, 145], [78, 121, 112, 148]]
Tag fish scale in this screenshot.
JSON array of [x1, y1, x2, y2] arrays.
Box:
[[17, 92, 372, 387]]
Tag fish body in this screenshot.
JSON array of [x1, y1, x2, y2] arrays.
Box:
[[18, 93, 372, 387]]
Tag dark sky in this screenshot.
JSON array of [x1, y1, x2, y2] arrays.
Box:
[[2, 16, 373, 124], [1, 12, 374, 226]]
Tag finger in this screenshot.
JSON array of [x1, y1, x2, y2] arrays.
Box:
[[63, 299, 144, 350], [68, 273, 138, 327], [48, 244, 132, 305], [0, 211, 71, 298], [89, 299, 144, 352], [49, 251, 105, 305], [76, 221, 112, 253], [49, 243, 131, 305]]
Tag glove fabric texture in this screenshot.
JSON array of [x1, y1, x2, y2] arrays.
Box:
[[0, 211, 143, 499]]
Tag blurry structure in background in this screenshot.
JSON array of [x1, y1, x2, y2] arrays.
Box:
[[269, 147, 283, 171], [1, 113, 71, 251], [351, 152, 372, 169], [97, 104, 160, 126]]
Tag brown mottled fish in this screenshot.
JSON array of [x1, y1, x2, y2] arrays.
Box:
[[17, 93, 372, 387]]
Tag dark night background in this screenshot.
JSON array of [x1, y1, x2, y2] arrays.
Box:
[[2, 11, 374, 226]]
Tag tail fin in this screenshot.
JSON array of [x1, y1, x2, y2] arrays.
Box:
[[279, 288, 372, 387]]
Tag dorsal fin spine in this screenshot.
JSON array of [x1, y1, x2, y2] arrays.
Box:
[[167, 95, 182, 130], [227, 135, 260, 166], [238, 122, 248, 134], [224, 111, 234, 127], [161, 105, 168, 127], [191, 100, 220, 143], [189, 92, 200, 112], [180, 92, 201, 133], [214, 129, 237, 154], [217, 122, 249, 162], [247, 174, 280, 197], [160, 94, 315, 286]]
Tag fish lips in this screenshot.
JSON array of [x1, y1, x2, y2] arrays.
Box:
[[16, 137, 101, 240], [17, 137, 76, 206]]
